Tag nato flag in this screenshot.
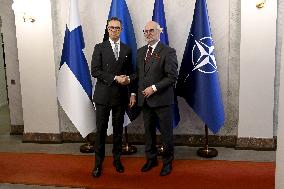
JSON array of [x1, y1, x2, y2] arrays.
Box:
[[176, 0, 225, 133], [152, 0, 180, 128]]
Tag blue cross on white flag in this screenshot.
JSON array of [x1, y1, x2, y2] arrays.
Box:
[[176, 0, 225, 133], [57, 0, 95, 138]]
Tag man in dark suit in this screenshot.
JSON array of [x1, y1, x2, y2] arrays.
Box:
[[91, 17, 136, 178], [136, 21, 178, 176]]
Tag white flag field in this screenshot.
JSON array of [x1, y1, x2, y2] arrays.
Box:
[[57, 0, 95, 138]]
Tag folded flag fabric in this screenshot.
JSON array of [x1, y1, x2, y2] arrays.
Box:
[[176, 0, 225, 133], [57, 0, 95, 138]]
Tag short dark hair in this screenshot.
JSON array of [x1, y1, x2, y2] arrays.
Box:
[[107, 17, 122, 26]]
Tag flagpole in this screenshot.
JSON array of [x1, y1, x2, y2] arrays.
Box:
[[197, 124, 218, 158], [152, 0, 180, 156], [80, 134, 95, 153], [122, 126, 137, 154], [58, 0, 96, 149], [157, 143, 165, 156]]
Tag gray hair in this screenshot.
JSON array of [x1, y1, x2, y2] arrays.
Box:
[[153, 21, 163, 33]]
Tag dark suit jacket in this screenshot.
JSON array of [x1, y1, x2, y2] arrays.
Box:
[[135, 42, 178, 107], [91, 40, 133, 106]]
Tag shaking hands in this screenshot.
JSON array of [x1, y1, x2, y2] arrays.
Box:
[[115, 75, 130, 85]]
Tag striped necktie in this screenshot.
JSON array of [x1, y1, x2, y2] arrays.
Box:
[[114, 42, 119, 61], [144, 46, 153, 63]]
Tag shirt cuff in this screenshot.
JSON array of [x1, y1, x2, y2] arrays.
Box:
[[131, 93, 136, 96], [151, 85, 157, 92]]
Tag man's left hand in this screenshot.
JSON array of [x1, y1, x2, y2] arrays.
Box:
[[142, 86, 154, 98]]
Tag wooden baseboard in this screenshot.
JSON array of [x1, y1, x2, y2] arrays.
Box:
[[10, 125, 24, 135]]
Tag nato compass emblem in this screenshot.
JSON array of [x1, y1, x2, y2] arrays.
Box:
[[191, 36, 217, 74]]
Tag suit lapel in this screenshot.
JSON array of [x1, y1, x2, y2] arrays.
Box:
[[140, 45, 148, 61], [105, 40, 123, 71], [152, 42, 163, 55], [140, 45, 148, 75], [118, 43, 127, 63], [144, 42, 164, 74], [103, 40, 116, 63]]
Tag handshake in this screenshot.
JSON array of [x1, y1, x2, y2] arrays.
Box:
[[115, 75, 130, 85]]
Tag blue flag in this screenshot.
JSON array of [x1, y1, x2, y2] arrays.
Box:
[[176, 0, 225, 133], [57, 0, 95, 138], [152, 0, 180, 128], [105, 0, 139, 135], [108, 0, 137, 71], [152, 0, 169, 45]]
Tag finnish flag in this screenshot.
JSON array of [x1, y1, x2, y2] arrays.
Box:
[[57, 0, 95, 138]]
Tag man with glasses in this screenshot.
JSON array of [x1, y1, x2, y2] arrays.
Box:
[[135, 21, 178, 176], [91, 17, 136, 177]]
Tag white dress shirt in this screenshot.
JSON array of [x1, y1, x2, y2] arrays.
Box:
[[147, 40, 160, 92], [146, 40, 159, 57], [109, 38, 120, 59]]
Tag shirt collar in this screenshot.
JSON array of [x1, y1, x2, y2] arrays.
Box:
[[109, 38, 120, 45], [148, 40, 159, 50]]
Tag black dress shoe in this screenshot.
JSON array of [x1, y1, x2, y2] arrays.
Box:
[[160, 163, 172, 176], [141, 159, 158, 172], [92, 166, 102, 177], [113, 160, 124, 173]]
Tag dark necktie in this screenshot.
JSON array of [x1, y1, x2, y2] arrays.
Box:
[[144, 46, 153, 63]]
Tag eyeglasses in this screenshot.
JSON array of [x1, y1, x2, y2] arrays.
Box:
[[143, 29, 155, 34], [108, 26, 121, 31]]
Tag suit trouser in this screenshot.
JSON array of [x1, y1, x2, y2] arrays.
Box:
[[142, 102, 174, 165], [95, 103, 125, 164]]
